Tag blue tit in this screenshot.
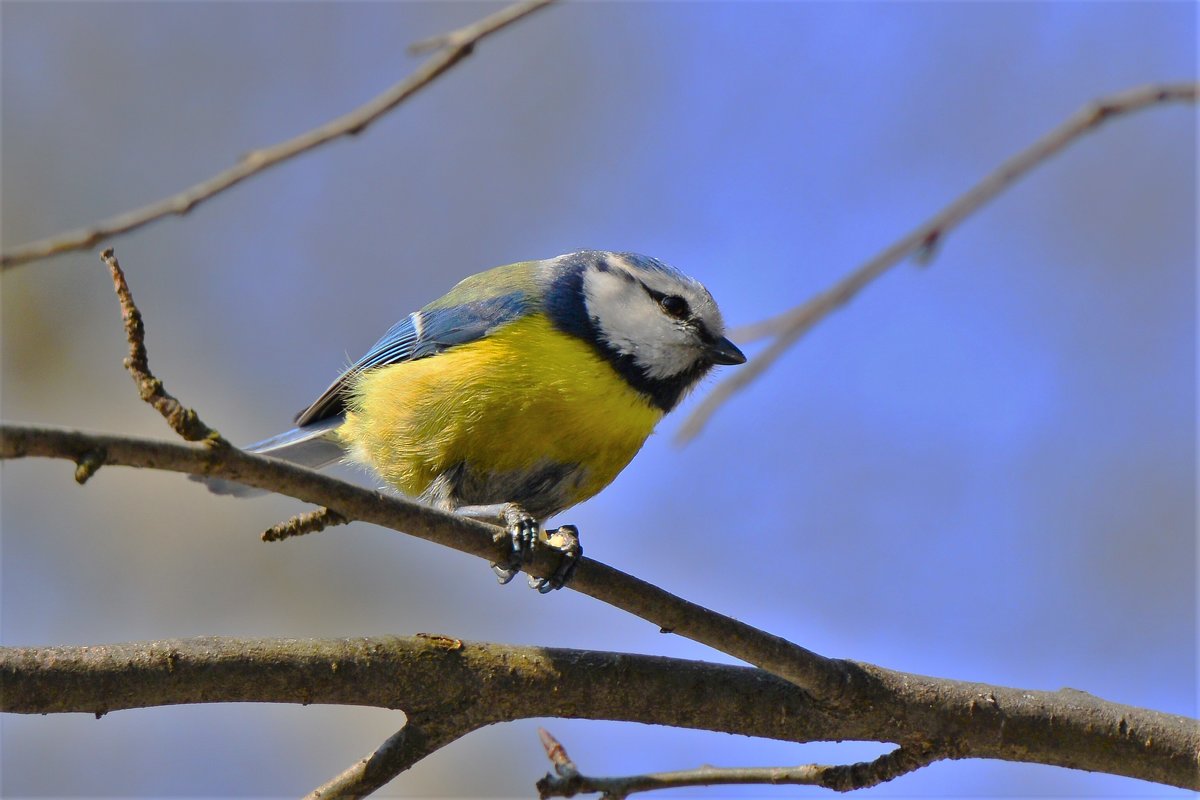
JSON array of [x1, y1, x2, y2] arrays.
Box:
[[201, 250, 745, 590]]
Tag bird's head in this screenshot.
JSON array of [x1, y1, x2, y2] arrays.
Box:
[[547, 251, 746, 412]]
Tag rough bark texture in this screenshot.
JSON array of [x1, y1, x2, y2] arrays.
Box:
[[2, 636, 1196, 790]]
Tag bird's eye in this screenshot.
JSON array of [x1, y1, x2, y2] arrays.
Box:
[[660, 294, 690, 319]]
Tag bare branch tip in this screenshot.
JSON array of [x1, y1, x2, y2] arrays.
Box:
[[538, 727, 571, 768], [537, 728, 585, 799]]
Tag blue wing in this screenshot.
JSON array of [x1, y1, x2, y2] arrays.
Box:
[[294, 290, 533, 426]]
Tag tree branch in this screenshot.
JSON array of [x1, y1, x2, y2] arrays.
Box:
[[0, 0, 555, 270], [306, 714, 475, 800], [4, 16, 1191, 794], [677, 81, 1199, 443], [18, 233, 853, 704], [0, 421, 852, 704], [83, 238, 850, 704], [101, 248, 224, 442], [263, 506, 349, 542], [2, 636, 1196, 791], [536, 727, 949, 797]]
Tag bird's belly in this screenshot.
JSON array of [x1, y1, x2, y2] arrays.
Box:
[[337, 315, 663, 518]]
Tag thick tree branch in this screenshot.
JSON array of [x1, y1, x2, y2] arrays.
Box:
[[677, 81, 1199, 442], [2, 636, 1196, 791], [0, 0, 555, 270], [0, 637, 817, 734]]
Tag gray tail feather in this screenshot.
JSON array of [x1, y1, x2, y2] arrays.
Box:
[[191, 417, 344, 497]]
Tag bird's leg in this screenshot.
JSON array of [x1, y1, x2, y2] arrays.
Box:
[[454, 504, 582, 591]]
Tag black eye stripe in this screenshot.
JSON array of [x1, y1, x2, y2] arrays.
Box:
[[635, 280, 720, 341], [639, 282, 691, 320]]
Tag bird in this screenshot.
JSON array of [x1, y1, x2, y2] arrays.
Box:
[[199, 250, 746, 591]]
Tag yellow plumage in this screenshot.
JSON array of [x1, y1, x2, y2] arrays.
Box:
[[338, 313, 663, 511]]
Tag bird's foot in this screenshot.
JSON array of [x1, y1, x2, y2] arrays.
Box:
[[527, 524, 582, 593], [480, 504, 582, 591], [490, 503, 539, 585]]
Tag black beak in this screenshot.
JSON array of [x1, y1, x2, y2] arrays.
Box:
[[708, 336, 747, 365]]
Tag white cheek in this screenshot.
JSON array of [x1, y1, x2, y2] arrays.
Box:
[[583, 269, 705, 379], [582, 271, 646, 355], [582, 268, 629, 311]]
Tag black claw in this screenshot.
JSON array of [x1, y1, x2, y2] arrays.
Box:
[[501, 504, 539, 565], [518, 523, 537, 564], [492, 504, 539, 585], [492, 563, 518, 585]]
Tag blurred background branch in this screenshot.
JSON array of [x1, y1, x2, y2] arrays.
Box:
[[0, 0, 554, 270], [678, 82, 1199, 443]]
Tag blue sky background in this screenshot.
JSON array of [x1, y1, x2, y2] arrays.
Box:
[[2, 2, 1195, 797]]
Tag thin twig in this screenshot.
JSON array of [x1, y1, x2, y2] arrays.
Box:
[[408, 0, 550, 55], [540, 727, 573, 772], [101, 248, 224, 443], [262, 506, 348, 542], [536, 730, 949, 798], [0, 0, 555, 270], [816, 742, 950, 792], [677, 81, 1199, 443], [306, 714, 473, 800]]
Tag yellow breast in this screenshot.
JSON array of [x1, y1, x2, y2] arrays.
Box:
[[337, 313, 663, 512]]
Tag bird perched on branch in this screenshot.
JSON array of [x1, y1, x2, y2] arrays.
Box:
[[199, 250, 745, 591]]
